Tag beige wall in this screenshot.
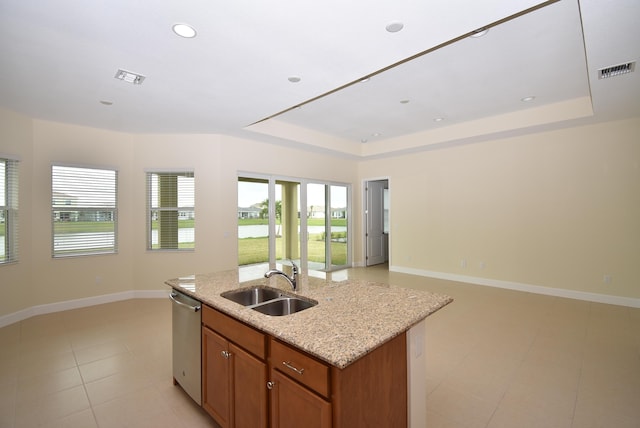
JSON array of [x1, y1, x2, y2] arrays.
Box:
[[0, 109, 359, 318], [29, 120, 136, 307], [359, 117, 640, 299], [1, 106, 638, 319], [0, 109, 33, 316]]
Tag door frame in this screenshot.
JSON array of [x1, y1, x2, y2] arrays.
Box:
[[362, 177, 390, 267]]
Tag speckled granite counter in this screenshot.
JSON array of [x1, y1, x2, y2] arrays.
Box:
[[166, 269, 452, 369]]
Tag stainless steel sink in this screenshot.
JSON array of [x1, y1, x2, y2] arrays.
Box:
[[221, 286, 317, 315], [251, 297, 316, 316], [221, 286, 283, 306]]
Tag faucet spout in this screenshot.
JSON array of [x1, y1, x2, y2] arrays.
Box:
[[264, 260, 299, 291]]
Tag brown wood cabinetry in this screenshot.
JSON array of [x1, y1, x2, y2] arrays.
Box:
[[201, 305, 407, 428], [269, 369, 332, 428], [269, 338, 332, 428], [202, 306, 268, 428]]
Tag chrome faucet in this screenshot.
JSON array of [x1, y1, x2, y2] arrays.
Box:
[[264, 260, 299, 291]]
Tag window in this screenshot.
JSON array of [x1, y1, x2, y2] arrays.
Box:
[[1, 157, 19, 264], [52, 165, 117, 257], [146, 171, 194, 250], [238, 174, 350, 272]]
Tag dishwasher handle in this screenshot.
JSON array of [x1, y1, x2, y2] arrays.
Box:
[[170, 291, 201, 312]]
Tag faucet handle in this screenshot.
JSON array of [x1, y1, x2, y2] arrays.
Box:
[[288, 259, 299, 274]]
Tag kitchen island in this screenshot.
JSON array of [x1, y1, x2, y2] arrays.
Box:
[[166, 268, 452, 427]]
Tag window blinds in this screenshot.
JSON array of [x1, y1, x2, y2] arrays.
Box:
[[52, 165, 117, 257], [0, 158, 19, 264], [146, 171, 194, 250]]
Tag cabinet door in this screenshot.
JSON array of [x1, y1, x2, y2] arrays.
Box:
[[231, 343, 268, 428], [202, 327, 232, 428], [270, 369, 331, 428]]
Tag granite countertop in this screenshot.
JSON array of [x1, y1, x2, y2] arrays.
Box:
[[166, 268, 452, 369]]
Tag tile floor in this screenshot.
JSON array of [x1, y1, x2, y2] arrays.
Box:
[[1, 266, 639, 427]]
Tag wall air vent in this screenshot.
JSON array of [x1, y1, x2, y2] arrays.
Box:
[[598, 61, 635, 79], [114, 69, 146, 85]]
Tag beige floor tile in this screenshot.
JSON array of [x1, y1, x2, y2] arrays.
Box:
[[84, 370, 154, 406], [155, 381, 219, 428], [92, 385, 201, 428], [19, 313, 67, 340], [17, 349, 77, 379], [0, 322, 21, 346], [40, 409, 98, 428], [425, 409, 467, 428], [572, 384, 640, 428], [427, 384, 497, 428], [78, 351, 137, 383], [487, 400, 573, 428], [16, 366, 83, 405], [443, 353, 520, 405], [3, 266, 640, 427], [14, 384, 90, 427], [522, 334, 585, 371], [73, 339, 130, 366], [18, 334, 73, 360], [497, 372, 579, 425], [0, 378, 16, 428]]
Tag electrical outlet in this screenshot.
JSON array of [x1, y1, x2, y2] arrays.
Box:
[[479, 261, 486, 270], [460, 259, 467, 269], [603, 274, 612, 284], [95, 276, 103, 285]]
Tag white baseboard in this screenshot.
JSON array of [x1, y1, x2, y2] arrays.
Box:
[[390, 265, 640, 308], [0, 290, 169, 328]]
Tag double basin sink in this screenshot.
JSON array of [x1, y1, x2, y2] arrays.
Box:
[[221, 286, 317, 316]]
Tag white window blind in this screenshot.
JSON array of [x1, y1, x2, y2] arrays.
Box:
[[1, 158, 19, 264], [52, 165, 117, 257], [146, 171, 194, 250]]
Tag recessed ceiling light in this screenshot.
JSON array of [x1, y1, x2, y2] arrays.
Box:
[[433, 117, 445, 122], [288, 76, 301, 83], [470, 28, 489, 38], [521, 96, 536, 102], [99, 100, 113, 106], [172, 23, 197, 38], [386, 21, 404, 33], [400, 99, 410, 104], [372, 133, 381, 137], [360, 138, 368, 143]]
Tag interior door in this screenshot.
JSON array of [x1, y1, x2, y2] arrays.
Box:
[[365, 180, 387, 266]]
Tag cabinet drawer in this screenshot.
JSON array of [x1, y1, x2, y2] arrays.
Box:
[[270, 338, 330, 398], [202, 305, 266, 359]]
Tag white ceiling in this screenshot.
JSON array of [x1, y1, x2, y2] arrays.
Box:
[[0, 0, 638, 158]]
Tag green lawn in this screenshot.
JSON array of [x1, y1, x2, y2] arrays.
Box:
[[238, 234, 347, 266], [47, 219, 345, 264], [238, 218, 346, 227]]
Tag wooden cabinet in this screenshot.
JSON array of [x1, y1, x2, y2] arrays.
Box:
[[201, 304, 407, 428], [269, 338, 331, 428], [202, 327, 231, 426], [202, 306, 267, 428], [269, 369, 331, 428]]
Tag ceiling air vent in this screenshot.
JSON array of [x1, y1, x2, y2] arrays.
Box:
[[114, 69, 146, 85], [598, 61, 635, 79]]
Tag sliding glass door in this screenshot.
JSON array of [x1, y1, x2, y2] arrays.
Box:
[[238, 175, 350, 272]]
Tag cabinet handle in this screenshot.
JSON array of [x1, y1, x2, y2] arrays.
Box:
[[221, 350, 231, 359], [267, 381, 275, 390], [282, 361, 305, 375]]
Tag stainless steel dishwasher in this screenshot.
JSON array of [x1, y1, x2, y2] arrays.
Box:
[[170, 289, 202, 405]]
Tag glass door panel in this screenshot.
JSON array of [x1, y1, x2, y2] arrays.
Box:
[[238, 178, 269, 267], [275, 180, 300, 267], [307, 183, 326, 271], [329, 185, 348, 269]]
